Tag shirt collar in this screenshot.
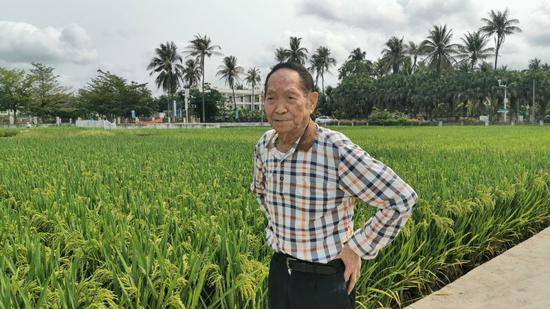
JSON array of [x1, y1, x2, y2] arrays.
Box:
[[267, 120, 318, 153]]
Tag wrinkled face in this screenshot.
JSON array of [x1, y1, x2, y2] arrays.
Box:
[[264, 69, 318, 136]]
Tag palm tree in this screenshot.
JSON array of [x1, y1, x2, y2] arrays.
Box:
[[480, 9, 522, 70], [185, 34, 222, 122], [309, 46, 336, 93], [479, 61, 493, 72], [348, 48, 366, 61], [406, 41, 424, 73], [309, 53, 322, 89], [373, 59, 388, 78], [147, 41, 184, 119], [529, 58, 541, 70], [458, 31, 494, 70], [217, 56, 244, 111], [182, 59, 201, 88], [338, 48, 373, 80], [381, 37, 407, 74], [284, 36, 308, 65], [275, 47, 288, 63], [421, 25, 458, 74], [245, 67, 261, 110]]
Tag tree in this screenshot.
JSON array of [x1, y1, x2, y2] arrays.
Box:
[[338, 60, 373, 80], [348, 48, 366, 62], [529, 58, 541, 71], [338, 49, 373, 80], [284, 36, 308, 65], [78, 70, 154, 119], [28, 63, 71, 119], [421, 25, 458, 74], [182, 59, 201, 88], [406, 41, 424, 73], [274, 47, 288, 63], [316, 85, 336, 117], [332, 74, 374, 118], [309, 46, 336, 93], [0, 67, 33, 124], [147, 41, 184, 120], [481, 9, 522, 70], [189, 85, 224, 122], [381, 36, 407, 74], [245, 67, 261, 110], [457, 31, 494, 71], [309, 54, 321, 90], [479, 61, 493, 73], [216, 56, 244, 111], [185, 34, 222, 122], [373, 59, 389, 78]]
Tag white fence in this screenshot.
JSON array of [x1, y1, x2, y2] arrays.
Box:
[[75, 119, 117, 129]]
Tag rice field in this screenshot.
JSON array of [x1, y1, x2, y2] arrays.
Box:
[[0, 126, 549, 308]]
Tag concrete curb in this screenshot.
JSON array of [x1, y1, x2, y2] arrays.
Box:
[[405, 226, 550, 309]]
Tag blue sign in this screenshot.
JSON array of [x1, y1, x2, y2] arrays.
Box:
[[131, 110, 136, 119]]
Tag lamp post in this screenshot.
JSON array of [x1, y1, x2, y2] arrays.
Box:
[[184, 88, 189, 123], [498, 79, 509, 123]]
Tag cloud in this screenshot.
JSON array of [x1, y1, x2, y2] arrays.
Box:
[[524, 3, 550, 47], [0, 21, 98, 64], [297, 0, 480, 37], [298, 0, 405, 34]]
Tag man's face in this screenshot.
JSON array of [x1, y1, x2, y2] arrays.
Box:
[[263, 69, 318, 136]]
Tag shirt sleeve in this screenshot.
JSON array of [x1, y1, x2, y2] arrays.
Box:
[[250, 142, 266, 210], [337, 140, 418, 260]]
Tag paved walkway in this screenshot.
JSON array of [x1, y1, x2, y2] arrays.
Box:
[[406, 226, 550, 309]]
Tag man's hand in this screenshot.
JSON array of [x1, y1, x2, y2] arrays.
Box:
[[337, 244, 361, 294]]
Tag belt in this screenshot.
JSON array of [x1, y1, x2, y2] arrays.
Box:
[[273, 252, 345, 275]]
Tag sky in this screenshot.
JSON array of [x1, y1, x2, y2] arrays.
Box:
[[1, 0, 549, 96]]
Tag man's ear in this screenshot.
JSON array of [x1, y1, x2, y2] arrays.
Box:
[[308, 91, 319, 112]]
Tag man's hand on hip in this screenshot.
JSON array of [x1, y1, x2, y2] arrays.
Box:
[[337, 244, 361, 294]]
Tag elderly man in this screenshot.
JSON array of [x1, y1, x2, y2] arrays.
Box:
[[250, 62, 418, 309]]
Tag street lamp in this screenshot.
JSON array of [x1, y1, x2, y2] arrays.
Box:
[[498, 79, 508, 123]]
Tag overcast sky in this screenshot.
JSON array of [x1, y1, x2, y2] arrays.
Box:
[[1, 0, 549, 96]]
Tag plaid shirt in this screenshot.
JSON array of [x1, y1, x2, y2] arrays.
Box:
[[250, 124, 418, 264]]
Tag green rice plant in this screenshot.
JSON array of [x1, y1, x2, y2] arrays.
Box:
[[0, 126, 548, 308]]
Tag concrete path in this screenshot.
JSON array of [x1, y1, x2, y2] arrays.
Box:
[[406, 226, 550, 309]]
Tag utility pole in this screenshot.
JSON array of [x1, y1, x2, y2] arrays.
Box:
[[532, 80, 536, 123], [498, 80, 508, 123], [184, 88, 190, 123]]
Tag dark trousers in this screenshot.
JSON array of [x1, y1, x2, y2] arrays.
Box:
[[268, 252, 356, 309]]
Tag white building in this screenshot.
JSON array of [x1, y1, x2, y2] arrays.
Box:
[[213, 87, 263, 110]]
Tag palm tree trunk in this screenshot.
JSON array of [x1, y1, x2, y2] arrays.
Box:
[[494, 37, 501, 70], [232, 86, 236, 110], [251, 86, 255, 111], [171, 83, 175, 123], [314, 73, 319, 89], [201, 56, 205, 123], [166, 96, 170, 120], [321, 73, 325, 94]]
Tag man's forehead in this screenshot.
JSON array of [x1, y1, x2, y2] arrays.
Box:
[[266, 69, 302, 91]]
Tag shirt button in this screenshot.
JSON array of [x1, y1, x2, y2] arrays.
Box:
[[280, 176, 284, 181]]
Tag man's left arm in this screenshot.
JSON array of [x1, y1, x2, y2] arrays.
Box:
[[338, 142, 418, 260]]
